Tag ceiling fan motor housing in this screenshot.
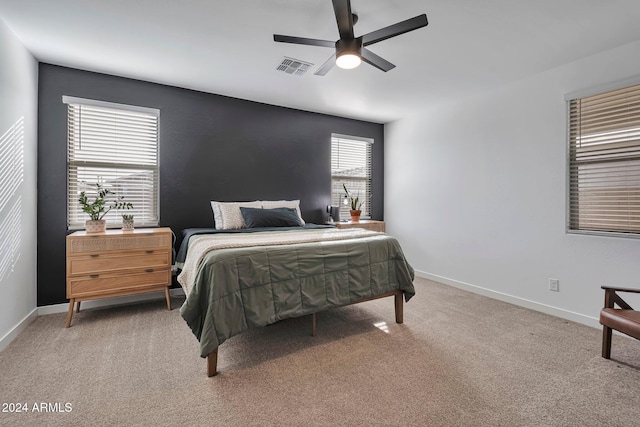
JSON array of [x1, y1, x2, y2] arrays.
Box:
[[336, 37, 362, 57]]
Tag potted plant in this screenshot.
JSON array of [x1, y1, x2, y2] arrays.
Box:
[[343, 184, 364, 223], [78, 183, 133, 233], [121, 214, 135, 231]]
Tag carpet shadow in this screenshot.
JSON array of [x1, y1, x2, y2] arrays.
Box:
[[214, 301, 401, 374]]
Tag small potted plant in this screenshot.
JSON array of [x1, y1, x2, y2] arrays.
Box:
[[121, 214, 135, 231], [116, 196, 135, 230], [343, 184, 364, 223], [78, 183, 132, 233]]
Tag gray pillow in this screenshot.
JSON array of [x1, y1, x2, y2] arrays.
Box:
[[240, 207, 303, 228]]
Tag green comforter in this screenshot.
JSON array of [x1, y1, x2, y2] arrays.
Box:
[[179, 230, 415, 357]]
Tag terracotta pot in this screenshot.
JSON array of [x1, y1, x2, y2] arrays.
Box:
[[85, 219, 106, 233], [350, 210, 362, 223]]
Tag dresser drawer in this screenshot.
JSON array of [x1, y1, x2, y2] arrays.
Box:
[[335, 220, 385, 233], [68, 269, 171, 298], [67, 233, 172, 255], [67, 250, 171, 276]]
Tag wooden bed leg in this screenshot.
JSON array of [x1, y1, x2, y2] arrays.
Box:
[[394, 292, 404, 324], [311, 313, 317, 337], [207, 350, 218, 377], [75, 300, 81, 313], [65, 299, 75, 328]]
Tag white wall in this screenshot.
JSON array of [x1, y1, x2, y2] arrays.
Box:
[[0, 18, 38, 350], [385, 39, 640, 327]]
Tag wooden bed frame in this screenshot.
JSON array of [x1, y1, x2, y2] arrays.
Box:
[[206, 290, 404, 377]]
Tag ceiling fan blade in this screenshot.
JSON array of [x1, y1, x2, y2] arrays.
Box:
[[362, 14, 428, 46], [360, 48, 395, 72], [332, 0, 354, 40], [314, 53, 337, 76], [273, 34, 335, 48]]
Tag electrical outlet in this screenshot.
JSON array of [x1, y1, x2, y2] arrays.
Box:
[[549, 278, 559, 292]]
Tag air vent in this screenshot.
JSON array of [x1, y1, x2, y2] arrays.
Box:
[[276, 57, 313, 76]]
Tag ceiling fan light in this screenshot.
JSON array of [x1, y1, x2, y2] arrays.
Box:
[[336, 52, 361, 69]]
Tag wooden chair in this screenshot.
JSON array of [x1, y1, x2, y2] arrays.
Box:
[[599, 286, 640, 359]]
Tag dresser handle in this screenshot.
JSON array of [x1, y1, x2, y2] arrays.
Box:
[[145, 268, 154, 273], [90, 254, 99, 258], [146, 250, 154, 254], [90, 274, 99, 278]]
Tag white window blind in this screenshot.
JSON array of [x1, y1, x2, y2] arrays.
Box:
[[568, 82, 640, 235], [65, 96, 160, 229], [331, 134, 373, 220]]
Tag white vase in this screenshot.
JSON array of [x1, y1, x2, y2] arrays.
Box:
[[85, 219, 106, 233]]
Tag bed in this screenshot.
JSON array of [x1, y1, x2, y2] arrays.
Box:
[[176, 203, 415, 376]]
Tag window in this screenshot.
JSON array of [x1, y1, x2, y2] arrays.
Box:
[[64, 96, 160, 229], [567, 82, 640, 235], [331, 134, 373, 220]]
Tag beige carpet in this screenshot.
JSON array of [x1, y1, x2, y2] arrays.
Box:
[[0, 277, 639, 427]]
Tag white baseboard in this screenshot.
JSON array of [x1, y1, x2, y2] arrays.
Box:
[[37, 288, 185, 316], [414, 270, 601, 329], [0, 308, 38, 352]]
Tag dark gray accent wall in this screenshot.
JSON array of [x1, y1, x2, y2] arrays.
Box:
[[37, 63, 384, 306]]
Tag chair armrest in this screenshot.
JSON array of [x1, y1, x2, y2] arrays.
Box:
[[601, 286, 640, 294], [602, 286, 637, 310]]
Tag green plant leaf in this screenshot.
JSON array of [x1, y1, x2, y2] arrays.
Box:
[[78, 183, 133, 221]]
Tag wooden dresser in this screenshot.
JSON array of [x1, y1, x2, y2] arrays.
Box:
[[335, 220, 385, 233], [65, 227, 173, 327]]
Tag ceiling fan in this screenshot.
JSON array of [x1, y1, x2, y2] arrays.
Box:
[[273, 0, 428, 76]]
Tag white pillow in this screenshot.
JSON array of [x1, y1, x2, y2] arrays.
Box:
[[210, 201, 261, 229], [210, 202, 223, 229], [260, 200, 305, 225]]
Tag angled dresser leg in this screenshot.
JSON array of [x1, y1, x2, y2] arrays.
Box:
[[65, 299, 75, 328], [311, 312, 317, 337], [165, 286, 171, 310], [75, 300, 81, 313]]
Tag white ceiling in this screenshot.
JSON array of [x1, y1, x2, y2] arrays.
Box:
[[2, 0, 640, 123]]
